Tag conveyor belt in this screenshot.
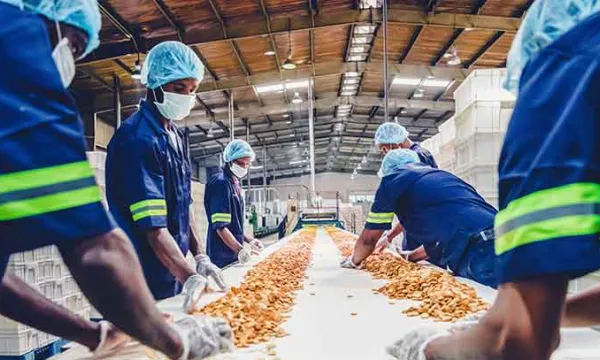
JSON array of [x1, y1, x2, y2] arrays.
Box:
[[51, 229, 600, 360]]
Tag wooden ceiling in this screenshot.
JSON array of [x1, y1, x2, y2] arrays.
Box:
[[73, 0, 532, 178]]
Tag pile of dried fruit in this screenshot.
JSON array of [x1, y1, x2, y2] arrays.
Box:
[[197, 228, 315, 347], [325, 227, 489, 322]]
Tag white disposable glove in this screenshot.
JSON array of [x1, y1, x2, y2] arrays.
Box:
[[183, 275, 208, 314], [172, 315, 234, 360], [399, 250, 415, 262], [92, 321, 130, 356], [237, 243, 252, 264], [195, 255, 227, 291], [451, 311, 487, 333], [340, 255, 359, 269], [249, 239, 264, 253], [374, 231, 390, 253], [387, 327, 450, 360]]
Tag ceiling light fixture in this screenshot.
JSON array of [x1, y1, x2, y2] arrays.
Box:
[[392, 77, 421, 86], [444, 46, 462, 66], [291, 92, 303, 104], [264, 50, 276, 56], [131, 54, 142, 80]]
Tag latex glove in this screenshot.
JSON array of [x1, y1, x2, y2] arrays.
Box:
[[195, 255, 227, 291], [387, 327, 450, 360], [340, 255, 359, 269], [399, 250, 416, 262], [374, 231, 390, 253], [172, 315, 234, 360], [183, 275, 208, 314], [451, 311, 487, 333], [92, 321, 131, 356], [237, 243, 251, 264], [249, 239, 264, 254]]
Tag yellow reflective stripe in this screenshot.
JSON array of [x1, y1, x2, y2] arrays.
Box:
[[130, 199, 166, 213], [0, 187, 101, 221], [132, 209, 168, 222], [496, 183, 600, 228], [0, 161, 94, 195], [496, 214, 600, 255], [211, 213, 232, 223], [366, 212, 394, 224]]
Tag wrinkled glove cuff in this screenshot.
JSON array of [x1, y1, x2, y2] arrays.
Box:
[[172, 324, 191, 360]]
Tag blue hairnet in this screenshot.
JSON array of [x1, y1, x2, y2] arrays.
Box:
[[19, 0, 102, 57], [379, 149, 420, 178], [374, 122, 409, 145], [223, 139, 255, 163], [505, 0, 600, 94], [141, 41, 205, 89]]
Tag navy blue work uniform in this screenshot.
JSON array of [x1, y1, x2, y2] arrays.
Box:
[[106, 100, 193, 300], [204, 168, 245, 268], [410, 143, 438, 169], [495, 12, 600, 284], [366, 165, 498, 288], [0, 2, 115, 276]]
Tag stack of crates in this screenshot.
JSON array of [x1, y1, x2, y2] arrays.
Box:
[[436, 117, 457, 173], [0, 247, 91, 358], [86, 151, 107, 208], [452, 69, 516, 208]]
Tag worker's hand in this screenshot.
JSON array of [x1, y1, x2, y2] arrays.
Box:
[[172, 315, 234, 359], [195, 255, 228, 291], [387, 327, 449, 360], [237, 243, 252, 264], [92, 321, 131, 356], [374, 231, 390, 253], [451, 311, 487, 333], [182, 275, 208, 314], [340, 256, 359, 269], [249, 239, 264, 254]]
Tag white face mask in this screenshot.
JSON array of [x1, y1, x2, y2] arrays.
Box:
[[230, 162, 248, 178], [51, 36, 76, 88], [153, 87, 196, 121]]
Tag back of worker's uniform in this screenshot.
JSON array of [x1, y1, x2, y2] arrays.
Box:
[[367, 165, 498, 288], [0, 1, 115, 275], [105, 100, 193, 300], [204, 169, 245, 268], [496, 0, 600, 285], [410, 143, 438, 169]]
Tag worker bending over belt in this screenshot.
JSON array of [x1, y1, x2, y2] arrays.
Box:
[[0, 1, 232, 359], [106, 41, 226, 314], [205, 140, 264, 268], [372, 123, 441, 265], [388, 1, 600, 359], [341, 149, 498, 289]]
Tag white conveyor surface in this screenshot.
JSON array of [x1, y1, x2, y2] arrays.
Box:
[[52, 229, 600, 360]]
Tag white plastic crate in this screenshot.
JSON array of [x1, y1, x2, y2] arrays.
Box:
[[65, 293, 87, 313], [37, 281, 55, 300], [37, 331, 57, 347], [6, 263, 38, 284], [455, 165, 499, 196], [37, 260, 55, 283], [438, 116, 456, 145], [53, 279, 65, 300], [64, 277, 80, 297], [34, 246, 56, 262], [8, 251, 35, 265], [454, 68, 516, 114], [454, 132, 505, 172], [0, 329, 39, 356], [454, 101, 513, 145], [86, 151, 107, 169], [0, 317, 30, 333]]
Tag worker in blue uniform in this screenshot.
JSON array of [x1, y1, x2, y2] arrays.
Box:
[[341, 149, 498, 289], [388, 1, 600, 359], [372, 122, 441, 266], [106, 41, 227, 314], [205, 139, 264, 268], [0, 2, 232, 359]]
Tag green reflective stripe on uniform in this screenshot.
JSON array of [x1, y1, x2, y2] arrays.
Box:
[[211, 213, 232, 223], [495, 183, 600, 228], [0, 186, 101, 221], [495, 183, 600, 255], [0, 161, 94, 195], [132, 209, 168, 222], [130, 199, 166, 213], [366, 212, 394, 224]]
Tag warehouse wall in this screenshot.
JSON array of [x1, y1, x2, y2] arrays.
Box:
[[272, 172, 381, 201]]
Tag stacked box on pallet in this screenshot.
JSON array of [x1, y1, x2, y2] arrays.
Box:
[[86, 151, 107, 208], [436, 117, 456, 173], [452, 69, 516, 210]]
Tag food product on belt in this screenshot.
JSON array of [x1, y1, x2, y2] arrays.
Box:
[[326, 227, 489, 322], [197, 228, 316, 348]]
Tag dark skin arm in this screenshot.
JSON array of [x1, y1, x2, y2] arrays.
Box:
[[216, 227, 243, 253], [561, 284, 600, 327], [188, 206, 206, 257], [351, 228, 385, 265], [0, 274, 101, 350], [146, 228, 197, 284]]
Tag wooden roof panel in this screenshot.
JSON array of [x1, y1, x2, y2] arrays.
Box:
[[214, 0, 262, 20], [105, 0, 174, 38], [235, 37, 279, 74], [473, 32, 514, 67], [275, 31, 310, 68], [314, 26, 348, 64], [196, 42, 247, 78], [404, 27, 457, 64], [435, 0, 475, 14], [480, 0, 528, 16], [371, 24, 417, 62], [453, 29, 498, 65], [388, 1, 422, 11], [265, 0, 308, 17], [161, 0, 219, 31]]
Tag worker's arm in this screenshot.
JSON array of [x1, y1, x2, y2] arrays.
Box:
[[388, 222, 404, 241], [146, 228, 196, 284], [188, 206, 206, 257], [352, 229, 385, 265], [216, 227, 243, 253], [406, 245, 429, 262], [561, 284, 600, 327]]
